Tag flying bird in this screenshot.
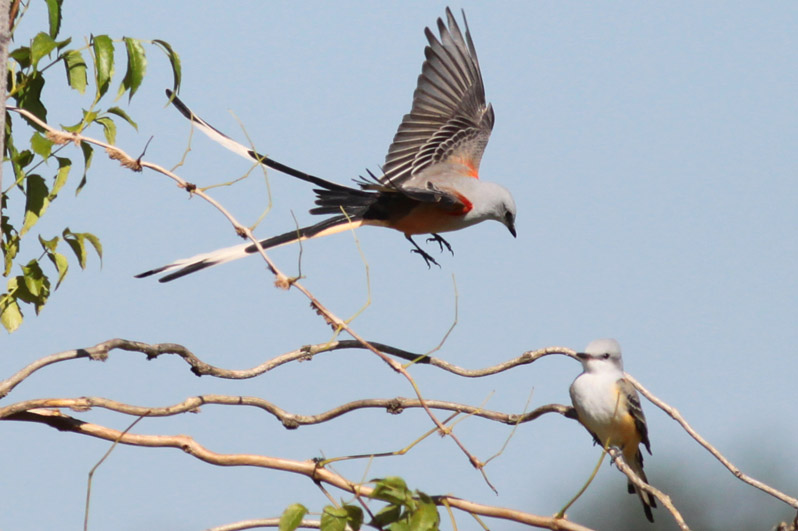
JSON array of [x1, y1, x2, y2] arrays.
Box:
[[138, 8, 516, 282], [569, 338, 657, 523]]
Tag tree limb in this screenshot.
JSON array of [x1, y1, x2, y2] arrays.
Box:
[[626, 373, 798, 509], [13, 409, 595, 531], [0, 395, 573, 429]]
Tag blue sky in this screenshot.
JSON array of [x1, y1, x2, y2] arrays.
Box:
[[2, 2, 797, 530]]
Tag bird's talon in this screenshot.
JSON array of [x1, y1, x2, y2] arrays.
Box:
[[411, 248, 440, 268], [426, 233, 454, 255]]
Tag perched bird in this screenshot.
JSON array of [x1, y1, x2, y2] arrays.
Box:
[[138, 8, 516, 282], [569, 338, 657, 522]]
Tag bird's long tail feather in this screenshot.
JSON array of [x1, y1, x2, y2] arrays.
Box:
[[627, 452, 657, 523], [136, 216, 362, 282], [165, 89, 348, 192]]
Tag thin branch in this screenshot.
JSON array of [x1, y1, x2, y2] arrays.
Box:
[[0, 338, 576, 401], [625, 373, 798, 509], [84, 416, 145, 531], [15, 409, 595, 531], [0, 395, 572, 429], [205, 518, 324, 531], [607, 447, 688, 530], [3, 106, 488, 477]]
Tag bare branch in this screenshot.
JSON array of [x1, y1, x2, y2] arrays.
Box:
[[3, 106, 490, 475], [205, 518, 329, 531], [625, 373, 798, 509], [1, 338, 576, 401], [14, 409, 595, 531], [607, 447, 689, 530], [0, 395, 572, 429], [205, 518, 321, 531]]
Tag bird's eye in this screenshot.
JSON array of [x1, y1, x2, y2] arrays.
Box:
[[602, 353, 610, 359]]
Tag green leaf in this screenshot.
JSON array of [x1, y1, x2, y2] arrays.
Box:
[[62, 230, 102, 269], [31, 32, 58, 68], [2, 225, 20, 276], [83, 232, 103, 266], [63, 49, 88, 94], [55, 37, 72, 51], [38, 234, 59, 253], [63, 229, 86, 269], [0, 290, 24, 333], [39, 236, 70, 289], [107, 106, 138, 131], [153, 39, 182, 94], [343, 504, 364, 531], [278, 503, 308, 531], [370, 477, 411, 506], [50, 157, 72, 199], [50, 252, 69, 288], [370, 504, 402, 528], [30, 131, 53, 159], [95, 116, 117, 145], [13, 150, 34, 172], [92, 35, 114, 99], [118, 37, 147, 100], [76, 141, 94, 195], [45, 0, 63, 38], [2, 196, 19, 276], [82, 108, 99, 125], [320, 506, 348, 531], [9, 46, 31, 69], [21, 175, 50, 236], [15, 262, 51, 315], [408, 500, 439, 531], [21, 261, 47, 299], [16, 72, 47, 122]]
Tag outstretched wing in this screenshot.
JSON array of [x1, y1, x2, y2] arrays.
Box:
[[380, 8, 494, 188], [618, 378, 651, 455]]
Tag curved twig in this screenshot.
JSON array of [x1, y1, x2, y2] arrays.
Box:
[[607, 447, 689, 530], [0, 338, 576, 401], [0, 395, 573, 429], [14, 409, 595, 531], [2, 106, 503, 477], [205, 518, 323, 531], [626, 373, 798, 509]]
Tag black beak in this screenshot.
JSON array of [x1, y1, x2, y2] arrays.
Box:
[[576, 352, 589, 360], [507, 222, 517, 238]]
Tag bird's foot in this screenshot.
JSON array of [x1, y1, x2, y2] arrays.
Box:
[[411, 248, 441, 268], [426, 233, 454, 255]]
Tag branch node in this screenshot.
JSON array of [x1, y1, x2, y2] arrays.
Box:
[[46, 129, 77, 145], [310, 301, 337, 329], [106, 146, 142, 171], [184, 182, 197, 193], [281, 417, 300, 430], [69, 402, 92, 413], [386, 399, 404, 415], [274, 275, 295, 290], [83, 347, 108, 362]]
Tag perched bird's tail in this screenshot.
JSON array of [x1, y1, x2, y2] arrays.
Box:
[[136, 215, 362, 282], [626, 448, 657, 523]]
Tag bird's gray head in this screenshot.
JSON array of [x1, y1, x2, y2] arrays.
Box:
[[474, 181, 516, 237], [576, 338, 624, 373]]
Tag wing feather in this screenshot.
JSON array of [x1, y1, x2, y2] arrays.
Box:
[[381, 8, 494, 187], [618, 378, 651, 455]]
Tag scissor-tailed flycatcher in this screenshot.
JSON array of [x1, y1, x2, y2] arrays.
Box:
[[137, 8, 516, 282], [569, 338, 657, 523]]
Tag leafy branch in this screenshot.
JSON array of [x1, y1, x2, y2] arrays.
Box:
[[1, 0, 181, 332]]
